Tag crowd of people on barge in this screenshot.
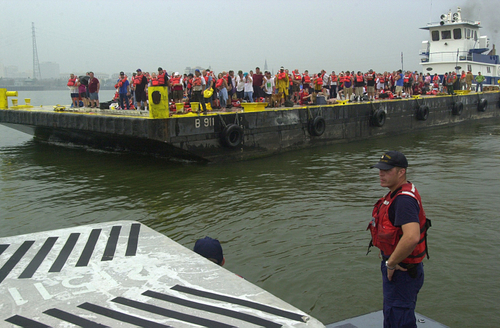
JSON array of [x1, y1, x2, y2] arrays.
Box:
[[67, 66, 489, 111]]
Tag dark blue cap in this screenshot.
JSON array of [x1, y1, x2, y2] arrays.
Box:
[[371, 151, 408, 170], [193, 237, 223, 265]]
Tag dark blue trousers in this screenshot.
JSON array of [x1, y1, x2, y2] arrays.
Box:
[[381, 261, 424, 328]]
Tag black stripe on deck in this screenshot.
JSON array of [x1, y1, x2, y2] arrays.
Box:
[[44, 308, 108, 328], [125, 223, 140, 256], [0, 244, 9, 256], [112, 297, 235, 328], [76, 229, 101, 267], [101, 226, 121, 261], [143, 290, 281, 328], [5, 315, 50, 328], [0, 240, 34, 284], [49, 233, 80, 273], [19, 237, 58, 279], [171, 285, 305, 322], [78, 302, 172, 328]]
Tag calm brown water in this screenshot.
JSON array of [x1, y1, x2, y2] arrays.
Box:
[[1, 90, 499, 327]]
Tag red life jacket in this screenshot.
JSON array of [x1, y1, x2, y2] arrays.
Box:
[[293, 73, 302, 81], [403, 75, 410, 83], [193, 77, 202, 86], [366, 74, 374, 81], [379, 76, 385, 83], [67, 78, 77, 87], [356, 75, 364, 82], [114, 77, 127, 89], [170, 77, 181, 85], [368, 182, 430, 264], [315, 77, 323, 87], [331, 74, 338, 82], [278, 72, 287, 80], [151, 78, 159, 86], [215, 78, 223, 89], [133, 75, 143, 86], [303, 74, 311, 83], [157, 73, 166, 85]]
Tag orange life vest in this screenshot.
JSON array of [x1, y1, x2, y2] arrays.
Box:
[[379, 76, 385, 83], [303, 74, 311, 84], [293, 73, 302, 82], [114, 77, 127, 89], [368, 182, 430, 264], [215, 78, 223, 89], [192, 77, 202, 86], [133, 75, 143, 86], [67, 78, 77, 87], [278, 72, 287, 80], [170, 77, 181, 85], [331, 74, 338, 82], [403, 75, 410, 83], [356, 75, 364, 83], [157, 73, 166, 85], [151, 78, 159, 86]]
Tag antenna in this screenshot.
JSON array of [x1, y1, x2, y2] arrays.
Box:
[[32, 22, 41, 80]]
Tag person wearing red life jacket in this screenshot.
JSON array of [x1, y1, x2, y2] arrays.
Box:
[[116, 71, 130, 109], [67, 74, 79, 108], [302, 70, 312, 94], [343, 71, 353, 101], [330, 71, 338, 99], [191, 69, 207, 113], [354, 71, 365, 102], [170, 72, 184, 104], [216, 72, 229, 110], [156, 67, 168, 87], [133, 69, 148, 110], [368, 151, 430, 328], [276, 67, 289, 106]]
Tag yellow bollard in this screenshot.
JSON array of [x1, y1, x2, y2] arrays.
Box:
[[25, 98, 31, 106], [148, 86, 169, 119], [0, 89, 18, 109], [11, 99, 18, 107]]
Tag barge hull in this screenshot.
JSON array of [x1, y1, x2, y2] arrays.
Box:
[[0, 92, 499, 163]]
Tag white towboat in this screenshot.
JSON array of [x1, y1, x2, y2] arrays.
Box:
[[419, 7, 500, 84]]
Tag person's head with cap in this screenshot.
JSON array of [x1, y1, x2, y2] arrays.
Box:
[[371, 151, 408, 191], [280, 66, 284, 71], [193, 237, 225, 266], [136, 69, 142, 75]]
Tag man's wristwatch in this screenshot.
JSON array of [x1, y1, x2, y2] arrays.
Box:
[[386, 260, 396, 270]]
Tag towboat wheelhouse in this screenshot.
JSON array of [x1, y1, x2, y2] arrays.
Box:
[[419, 7, 500, 85]]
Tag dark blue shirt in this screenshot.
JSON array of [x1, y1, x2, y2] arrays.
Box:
[[389, 195, 420, 227]]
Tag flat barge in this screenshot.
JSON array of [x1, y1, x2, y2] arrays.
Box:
[[0, 88, 499, 163]]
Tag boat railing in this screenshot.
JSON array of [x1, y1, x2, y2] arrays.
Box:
[[425, 51, 472, 63], [425, 19, 478, 26]]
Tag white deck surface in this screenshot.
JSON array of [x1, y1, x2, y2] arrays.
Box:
[[0, 220, 324, 327]]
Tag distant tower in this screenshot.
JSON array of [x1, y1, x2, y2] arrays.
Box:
[[264, 59, 268, 71], [32, 22, 41, 80]]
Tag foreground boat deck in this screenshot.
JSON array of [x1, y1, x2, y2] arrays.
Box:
[[0, 221, 324, 327], [326, 311, 449, 327]]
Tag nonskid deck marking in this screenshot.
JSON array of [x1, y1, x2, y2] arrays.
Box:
[[172, 284, 306, 322], [0, 223, 140, 285], [143, 289, 282, 328]]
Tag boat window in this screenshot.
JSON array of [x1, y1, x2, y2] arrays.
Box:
[[453, 28, 462, 39], [474, 31, 478, 41], [432, 30, 440, 41], [441, 30, 451, 40], [487, 67, 491, 73], [468, 64, 472, 72], [466, 29, 471, 39]]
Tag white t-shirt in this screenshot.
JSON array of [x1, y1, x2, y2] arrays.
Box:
[[236, 75, 245, 91], [263, 77, 274, 94], [244, 76, 253, 92], [69, 79, 78, 93]]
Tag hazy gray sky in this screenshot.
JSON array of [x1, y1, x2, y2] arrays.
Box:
[[1, 0, 498, 76]]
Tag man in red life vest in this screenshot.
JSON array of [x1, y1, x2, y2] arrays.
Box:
[[67, 74, 79, 108], [330, 71, 338, 99], [368, 151, 430, 328], [292, 69, 302, 103], [133, 69, 148, 110]]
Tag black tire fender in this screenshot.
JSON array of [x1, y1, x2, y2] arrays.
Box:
[[478, 98, 488, 112], [452, 102, 463, 116], [372, 109, 386, 127], [308, 116, 326, 136], [416, 105, 429, 121], [220, 124, 243, 148]]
